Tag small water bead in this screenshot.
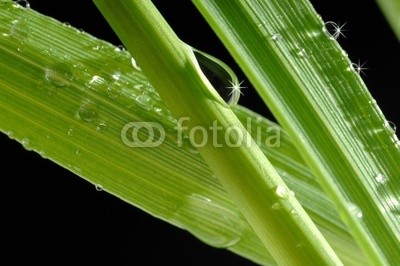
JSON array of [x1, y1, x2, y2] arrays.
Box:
[[10, 18, 30, 42], [298, 48, 308, 58], [4, 130, 13, 137], [99, 63, 121, 82], [38, 150, 46, 158], [136, 93, 152, 110], [67, 128, 74, 136], [106, 85, 122, 99], [385, 121, 396, 133], [21, 137, 31, 150], [348, 203, 363, 219], [62, 22, 71, 28], [272, 33, 282, 42], [271, 202, 283, 210], [323, 21, 346, 40], [14, 0, 30, 8], [95, 184, 103, 191], [133, 84, 144, 91], [131, 57, 142, 71], [75, 149, 81, 156], [72, 166, 82, 174], [375, 173, 388, 185], [77, 100, 99, 123], [91, 45, 100, 51], [45, 63, 73, 87], [386, 196, 400, 215], [96, 122, 108, 132], [75, 28, 85, 34], [114, 45, 126, 52], [275, 185, 288, 199]]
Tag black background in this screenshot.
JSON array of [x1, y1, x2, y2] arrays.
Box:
[[1, 1, 399, 265]]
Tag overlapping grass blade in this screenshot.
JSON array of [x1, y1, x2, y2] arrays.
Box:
[[375, 0, 400, 41], [193, 0, 400, 264]]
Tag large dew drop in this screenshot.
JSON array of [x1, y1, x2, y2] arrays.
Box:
[[192, 47, 242, 106], [171, 193, 245, 248], [44, 63, 73, 87], [77, 100, 99, 123]]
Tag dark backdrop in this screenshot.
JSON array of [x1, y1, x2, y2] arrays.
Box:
[[1, 1, 399, 265]]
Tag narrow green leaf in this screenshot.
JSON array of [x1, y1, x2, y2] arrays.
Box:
[[193, 0, 400, 264], [93, 0, 344, 264], [375, 0, 400, 41]]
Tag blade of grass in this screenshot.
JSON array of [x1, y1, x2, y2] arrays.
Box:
[[375, 0, 400, 41], [92, 0, 344, 264], [193, 0, 400, 264]]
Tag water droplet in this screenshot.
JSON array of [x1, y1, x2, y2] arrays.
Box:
[[10, 18, 30, 42], [171, 193, 244, 248], [99, 65, 121, 82], [75, 149, 81, 156], [275, 185, 288, 199], [14, 0, 30, 8], [298, 48, 308, 58], [44, 63, 73, 87], [39, 150, 46, 158], [67, 128, 74, 136], [348, 203, 363, 219], [131, 57, 142, 71], [323, 21, 346, 40], [272, 33, 282, 42], [375, 173, 388, 184], [271, 202, 283, 210], [385, 121, 396, 133], [385, 195, 400, 215], [6, 131, 14, 138], [96, 122, 108, 132], [21, 138, 32, 150], [115, 45, 125, 52], [72, 166, 82, 174], [341, 50, 348, 57], [62, 22, 71, 28], [192, 48, 241, 106], [136, 93, 151, 110], [107, 84, 122, 99], [77, 100, 98, 123], [95, 184, 103, 191]]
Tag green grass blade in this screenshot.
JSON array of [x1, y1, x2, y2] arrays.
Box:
[[193, 0, 400, 264], [92, 0, 343, 264], [375, 0, 400, 41]]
